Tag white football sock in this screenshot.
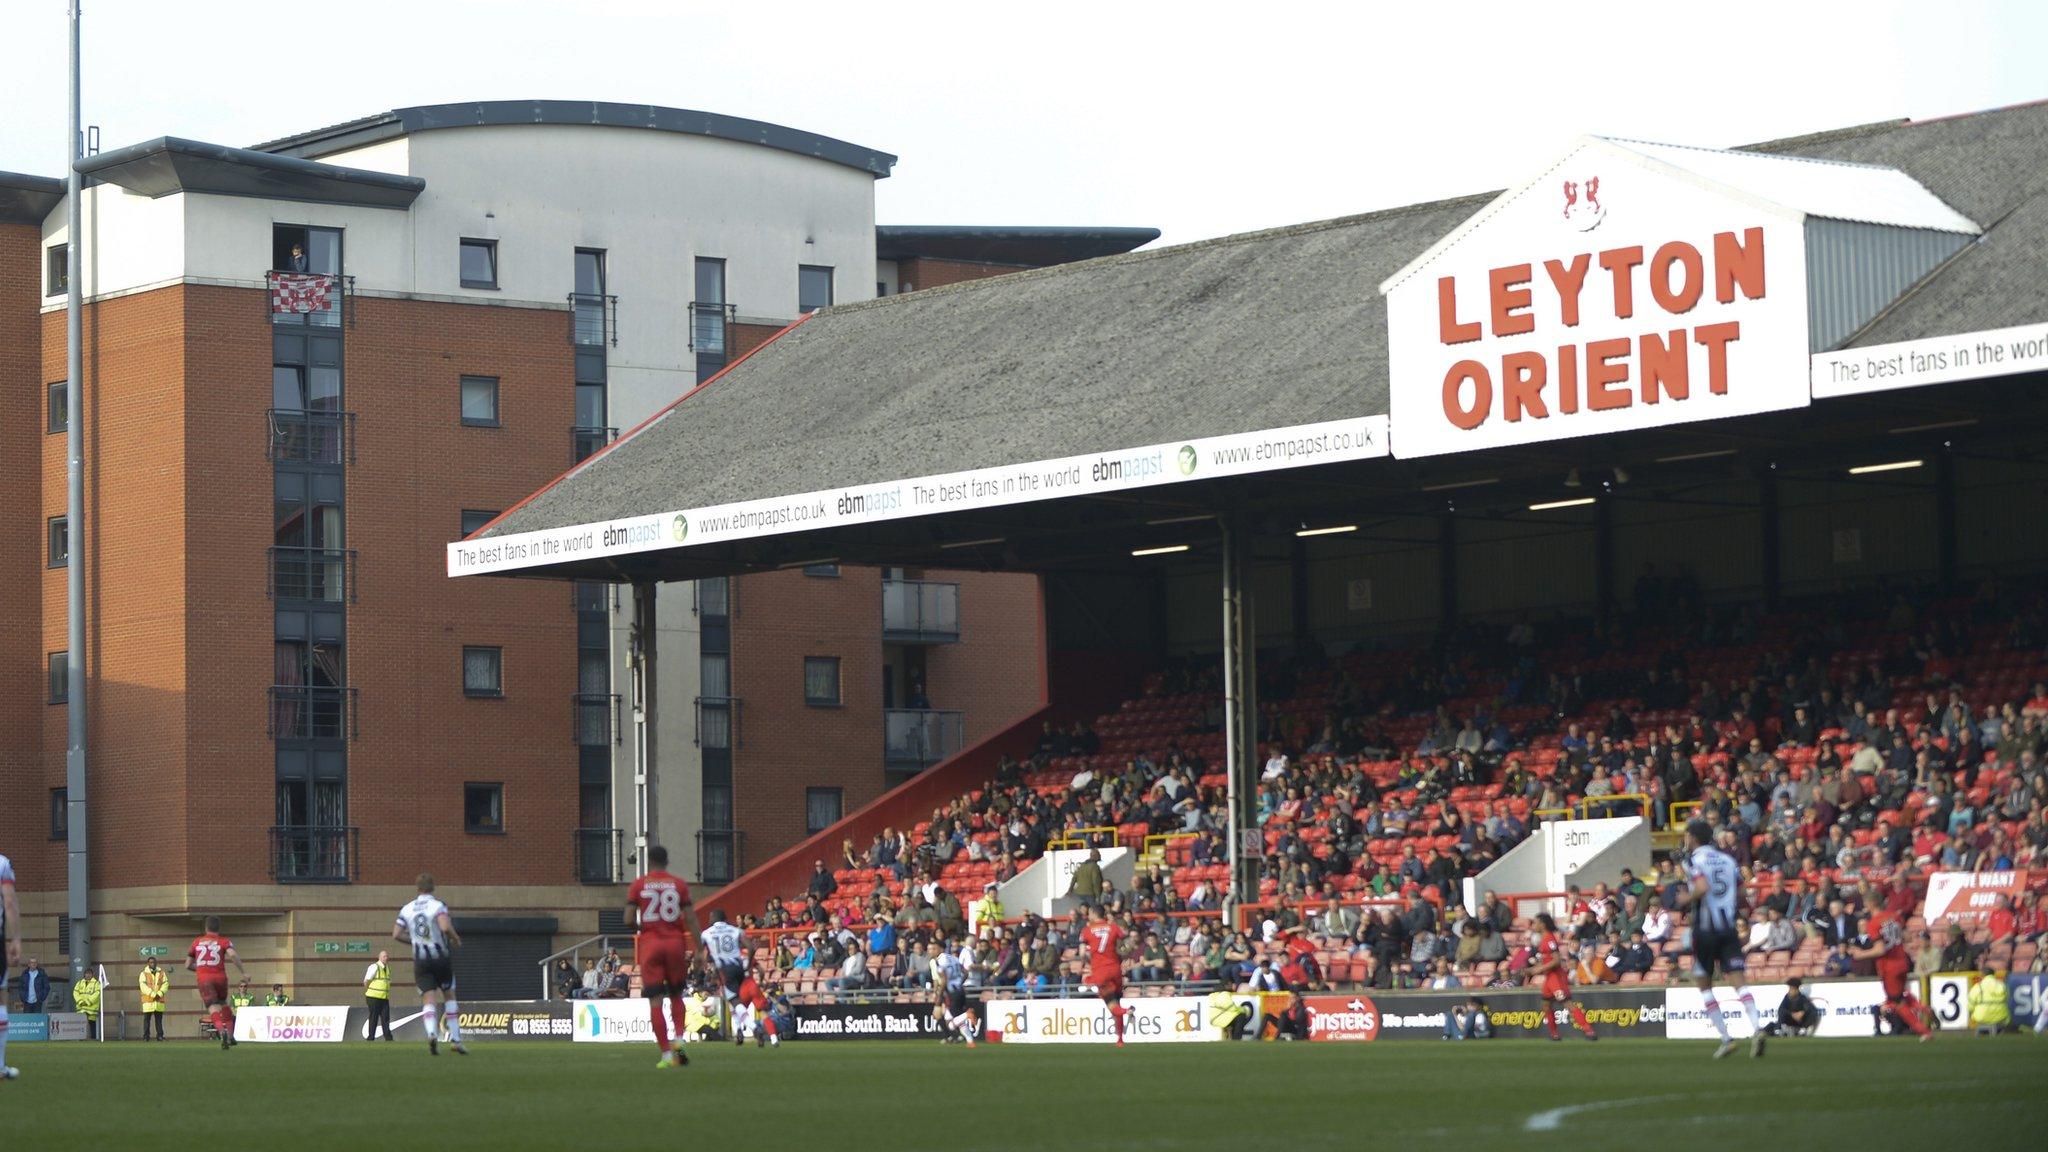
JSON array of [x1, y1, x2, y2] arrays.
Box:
[[1703, 995, 1730, 1041], [442, 1000, 463, 1042], [421, 1004, 440, 1045]]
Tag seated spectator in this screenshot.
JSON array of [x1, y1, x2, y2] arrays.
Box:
[[1426, 956, 1458, 990], [1207, 988, 1252, 1040], [1642, 904, 1674, 950], [1268, 991, 1311, 1041], [1615, 930, 1655, 976], [1445, 995, 1493, 1040], [574, 959, 601, 999], [1768, 977, 1820, 1036], [1132, 932, 1171, 984], [828, 942, 869, 993], [1453, 919, 1484, 971], [1968, 963, 2012, 1034], [1939, 924, 1981, 972]]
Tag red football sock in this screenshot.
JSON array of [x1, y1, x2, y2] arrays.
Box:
[[761, 1016, 778, 1040], [1894, 997, 1932, 1036], [1546, 1002, 1560, 1039], [1112, 1005, 1126, 1042], [1569, 1003, 1593, 1036], [649, 997, 671, 1051]]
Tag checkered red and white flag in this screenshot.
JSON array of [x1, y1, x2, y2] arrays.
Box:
[[268, 271, 333, 314]]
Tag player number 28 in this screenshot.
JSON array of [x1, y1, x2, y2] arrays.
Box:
[[642, 888, 683, 922]]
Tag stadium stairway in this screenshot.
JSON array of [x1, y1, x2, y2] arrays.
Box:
[[705, 646, 1151, 920]]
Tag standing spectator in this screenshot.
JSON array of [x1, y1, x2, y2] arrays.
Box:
[[1969, 963, 2011, 1034], [1065, 849, 1105, 907], [138, 958, 170, 1041], [70, 966, 102, 1040], [17, 958, 48, 1015], [362, 950, 394, 1041]]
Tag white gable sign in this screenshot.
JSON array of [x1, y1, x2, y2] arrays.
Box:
[[1381, 138, 1810, 459]]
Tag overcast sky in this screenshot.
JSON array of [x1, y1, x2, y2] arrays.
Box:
[[3, 0, 2041, 245]]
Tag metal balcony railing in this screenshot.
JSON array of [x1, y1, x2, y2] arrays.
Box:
[[268, 546, 357, 603], [697, 829, 744, 886], [574, 827, 624, 884], [690, 300, 735, 354], [271, 825, 359, 883], [267, 271, 351, 329], [695, 696, 740, 750], [574, 692, 622, 747], [881, 579, 960, 643], [267, 409, 355, 466], [569, 292, 617, 347], [884, 708, 965, 769], [572, 425, 618, 463], [269, 685, 358, 741]]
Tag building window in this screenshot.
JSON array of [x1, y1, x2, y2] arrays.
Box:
[[462, 646, 503, 697], [46, 244, 67, 296], [464, 783, 505, 834], [803, 656, 841, 707], [48, 651, 67, 703], [50, 788, 67, 840], [460, 510, 499, 537], [806, 787, 843, 835], [47, 381, 66, 434], [47, 516, 67, 568], [459, 376, 500, 427], [459, 239, 498, 289], [802, 563, 841, 578], [798, 265, 833, 313]]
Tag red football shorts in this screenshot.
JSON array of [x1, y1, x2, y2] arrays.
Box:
[[198, 975, 229, 1005], [1094, 974, 1125, 1002], [638, 941, 689, 992], [1542, 973, 1571, 1001]]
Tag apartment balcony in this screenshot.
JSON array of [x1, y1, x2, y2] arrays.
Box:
[[569, 292, 617, 347], [269, 685, 358, 742], [268, 546, 357, 603], [573, 693, 622, 747], [575, 827, 624, 884], [572, 425, 619, 463], [270, 825, 359, 883], [697, 829, 744, 886], [884, 708, 965, 770], [695, 696, 740, 751], [267, 408, 355, 466], [690, 301, 735, 382], [267, 270, 350, 329], [881, 579, 960, 644]]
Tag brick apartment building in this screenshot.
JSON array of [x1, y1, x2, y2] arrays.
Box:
[[0, 101, 1152, 1014]]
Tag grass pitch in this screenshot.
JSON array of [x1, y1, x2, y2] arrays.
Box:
[[10, 1035, 2045, 1150]]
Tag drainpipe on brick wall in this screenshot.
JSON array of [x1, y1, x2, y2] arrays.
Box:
[[64, 0, 93, 982]]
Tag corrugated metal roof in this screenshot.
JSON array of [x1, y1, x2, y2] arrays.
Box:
[[1605, 138, 1981, 234]]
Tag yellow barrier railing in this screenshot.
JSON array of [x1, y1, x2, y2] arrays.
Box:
[[1532, 807, 1575, 823], [1047, 826, 1120, 851], [1669, 800, 1702, 827], [1581, 791, 1652, 820], [1141, 832, 1197, 861]]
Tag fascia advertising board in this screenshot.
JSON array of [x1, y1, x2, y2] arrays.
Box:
[[449, 416, 1386, 577]]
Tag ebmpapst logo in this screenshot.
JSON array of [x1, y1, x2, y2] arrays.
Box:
[[671, 514, 689, 543], [1177, 445, 1197, 476]]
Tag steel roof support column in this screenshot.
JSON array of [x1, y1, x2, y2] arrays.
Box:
[[64, 0, 92, 984], [630, 581, 658, 878], [1221, 514, 1261, 923]]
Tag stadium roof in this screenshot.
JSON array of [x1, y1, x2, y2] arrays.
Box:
[[462, 101, 2048, 582], [253, 100, 898, 178]]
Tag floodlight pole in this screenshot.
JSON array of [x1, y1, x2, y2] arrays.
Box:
[[1219, 514, 1259, 925], [64, 0, 93, 982]]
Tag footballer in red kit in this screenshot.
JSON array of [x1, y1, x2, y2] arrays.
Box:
[[626, 846, 704, 1069], [187, 915, 246, 1049], [1085, 904, 1131, 1045], [1850, 911, 1933, 1040], [1527, 913, 1597, 1042]]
